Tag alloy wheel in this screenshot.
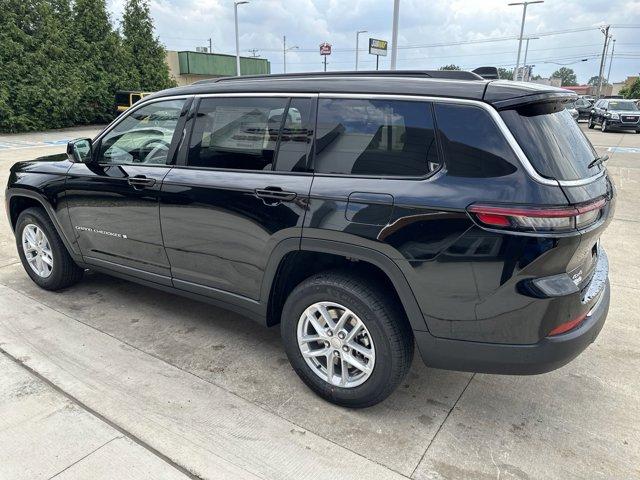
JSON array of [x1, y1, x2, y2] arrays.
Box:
[[22, 224, 53, 278], [297, 301, 375, 388]]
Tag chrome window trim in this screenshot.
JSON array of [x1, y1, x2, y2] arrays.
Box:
[[95, 91, 605, 188]]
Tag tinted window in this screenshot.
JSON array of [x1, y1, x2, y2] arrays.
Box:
[[500, 102, 599, 181], [188, 97, 289, 170], [435, 104, 518, 178], [98, 99, 186, 165], [273, 98, 314, 172], [608, 101, 639, 111], [314, 98, 439, 176]]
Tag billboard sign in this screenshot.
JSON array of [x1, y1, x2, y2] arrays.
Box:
[[369, 38, 388, 56], [319, 42, 332, 55]]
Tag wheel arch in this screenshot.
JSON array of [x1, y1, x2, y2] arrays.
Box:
[[7, 189, 81, 258], [261, 237, 428, 333]]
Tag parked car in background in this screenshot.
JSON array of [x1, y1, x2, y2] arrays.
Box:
[[115, 90, 153, 115], [588, 99, 640, 132], [574, 97, 594, 120], [566, 101, 579, 121], [7, 71, 614, 407]]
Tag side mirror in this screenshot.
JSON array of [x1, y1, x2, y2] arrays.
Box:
[[67, 138, 93, 163]]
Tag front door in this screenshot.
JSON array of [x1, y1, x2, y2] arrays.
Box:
[[160, 95, 316, 300], [66, 98, 189, 283]]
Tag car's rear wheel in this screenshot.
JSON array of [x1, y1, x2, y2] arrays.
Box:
[[15, 208, 83, 290], [588, 116, 595, 129], [280, 270, 413, 408]]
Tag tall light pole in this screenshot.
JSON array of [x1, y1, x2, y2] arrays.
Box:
[[234, 1, 248, 76], [521, 36, 539, 81], [283, 35, 298, 74], [355, 30, 367, 71], [390, 0, 400, 70], [509, 1, 544, 82], [606, 38, 616, 86], [596, 25, 610, 98]]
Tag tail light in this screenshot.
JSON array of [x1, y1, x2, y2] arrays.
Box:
[[467, 197, 606, 233]]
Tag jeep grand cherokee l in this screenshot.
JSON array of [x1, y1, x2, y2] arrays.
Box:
[[6, 71, 614, 407]]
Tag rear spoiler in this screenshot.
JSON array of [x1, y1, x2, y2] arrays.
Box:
[[472, 67, 500, 80]]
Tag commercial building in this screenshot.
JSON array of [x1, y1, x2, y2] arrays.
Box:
[[166, 50, 271, 86]]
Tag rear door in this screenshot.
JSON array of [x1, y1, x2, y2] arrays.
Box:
[[160, 94, 316, 300]]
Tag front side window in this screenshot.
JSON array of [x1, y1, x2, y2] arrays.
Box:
[[98, 99, 186, 165], [314, 98, 440, 176], [187, 97, 290, 171]]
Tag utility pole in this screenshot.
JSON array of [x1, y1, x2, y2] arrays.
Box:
[[509, 1, 544, 82], [234, 1, 249, 76], [283, 36, 299, 74], [355, 30, 367, 71], [209, 38, 213, 53], [606, 38, 616, 86], [597, 25, 610, 98], [521, 36, 538, 81], [390, 0, 400, 70]]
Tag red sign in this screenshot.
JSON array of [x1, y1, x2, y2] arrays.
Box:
[[319, 42, 332, 56]]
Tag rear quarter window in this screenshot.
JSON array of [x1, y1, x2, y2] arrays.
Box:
[[500, 102, 599, 181]]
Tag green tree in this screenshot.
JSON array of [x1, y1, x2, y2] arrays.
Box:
[[122, 0, 174, 91], [620, 78, 640, 99], [438, 64, 462, 71], [551, 67, 578, 87], [587, 75, 609, 86], [497, 67, 513, 80]]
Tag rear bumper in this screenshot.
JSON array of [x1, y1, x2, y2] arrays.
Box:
[[415, 280, 610, 375]]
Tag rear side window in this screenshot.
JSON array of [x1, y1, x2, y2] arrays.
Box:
[[187, 97, 289, 171], [314, 98, 440, 176], [273, 98, 314, 172], [434, 103, 518, 178], [500, 102, 599, 181]]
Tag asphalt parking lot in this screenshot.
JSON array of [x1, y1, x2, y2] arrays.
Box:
[[0, 123, 638, 480]]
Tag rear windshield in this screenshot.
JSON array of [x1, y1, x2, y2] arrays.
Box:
[[500, 102, 600, 181]]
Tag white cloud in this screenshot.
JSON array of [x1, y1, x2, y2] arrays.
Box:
[[107, 0, 640, 83]]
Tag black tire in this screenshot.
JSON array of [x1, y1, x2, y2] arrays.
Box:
[[601, 120, 608, 132], [588, 116, 595, 129], [281, 270, 414, 408], [15, 208, 83, 290]]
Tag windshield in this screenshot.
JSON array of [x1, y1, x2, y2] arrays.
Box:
[[608, 101, 639, 111], [501, 102, 599, 181]]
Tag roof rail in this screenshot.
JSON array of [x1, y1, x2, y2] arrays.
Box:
[[192, 69, 484, 85]]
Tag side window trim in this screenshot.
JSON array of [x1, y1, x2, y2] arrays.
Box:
[[310, 96, 443, 180], [92, 96, 191, 167]]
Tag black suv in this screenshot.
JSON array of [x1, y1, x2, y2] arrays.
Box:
[[588, 98, 640, 132], [6, 71, 614, 407]]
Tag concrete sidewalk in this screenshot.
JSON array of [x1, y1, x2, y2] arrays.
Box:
[[0, 352, 190, 480]]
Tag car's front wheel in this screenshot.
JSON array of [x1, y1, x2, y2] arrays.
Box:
[[15, 208, 84, 290], [588, 116, 595, 129], [281, 271, 414, 408], [601, 120, 608, 132]]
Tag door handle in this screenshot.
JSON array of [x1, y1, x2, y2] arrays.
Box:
[[128, 175, 156, 189], [255, 187, 297, 202]]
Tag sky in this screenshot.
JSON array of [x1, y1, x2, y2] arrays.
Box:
[[107, 0, 640, 84]]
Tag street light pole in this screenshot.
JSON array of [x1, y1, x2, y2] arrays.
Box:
[[521, 36, 538, 81], [390, 0, 400, 70], [509, 1, 544, 82], [355, 30, 367, 71], [234, 1, 248, 76]]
